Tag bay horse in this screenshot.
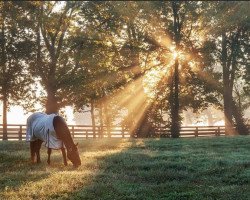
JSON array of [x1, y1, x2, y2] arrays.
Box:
[[26, 112, 81, 167]]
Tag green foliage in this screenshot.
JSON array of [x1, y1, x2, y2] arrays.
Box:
[[0, 1, 249, 132], [0, 2, 35, 132], [0, 2, 34, 101]]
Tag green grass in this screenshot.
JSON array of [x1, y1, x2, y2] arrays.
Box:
[[0, 136, 250, 200]]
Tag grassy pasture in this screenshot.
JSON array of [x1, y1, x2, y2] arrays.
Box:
[[0, 136, 249, 200]]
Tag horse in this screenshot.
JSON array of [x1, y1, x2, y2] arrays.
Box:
[[26, 112, 81, 167]]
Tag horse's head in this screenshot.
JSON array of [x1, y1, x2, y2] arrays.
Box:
[[67, 143, 81, 168]]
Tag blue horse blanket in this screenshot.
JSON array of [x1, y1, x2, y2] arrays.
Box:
[[26, 112, 64, 149]]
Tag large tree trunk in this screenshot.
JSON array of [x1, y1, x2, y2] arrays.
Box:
[[170, 58, 180, 138], [98, 102, 104, 138], [103, 102, 111, 138], [170, 2, 181, 138], [1, 3, 7, 140], [221, 33, 234, 135], [2, 96, 8, 140], [232, 100, 249, 135], [90, 100, 96, 138], [45, 85, 58, 114]]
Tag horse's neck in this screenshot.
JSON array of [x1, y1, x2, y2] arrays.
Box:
[[59, 131, 75, 151], [53, 116, 75, 151], [63, 138, 76, 151]]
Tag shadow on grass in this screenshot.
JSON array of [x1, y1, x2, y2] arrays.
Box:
[[53, 137, 250, 200], [1, 137, 250, 199], [0, 139, 126, 199], [0, 152, 51, 197], [0, 140, 89, 196]]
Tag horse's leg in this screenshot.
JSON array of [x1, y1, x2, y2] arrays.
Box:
[[61, 147, 68, 166], [36, 139, 43, 164], [47, 148, 52, 165], [30, 141, 36, 163]]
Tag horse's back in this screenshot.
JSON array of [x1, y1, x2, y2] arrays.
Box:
[[26, 112, 45, 142], [26, 112, 63, 149]]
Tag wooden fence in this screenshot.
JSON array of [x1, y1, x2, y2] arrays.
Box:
[[0, 124, 244, 141]]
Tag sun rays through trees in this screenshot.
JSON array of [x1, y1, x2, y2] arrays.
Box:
[[0, 1, 249, 137]]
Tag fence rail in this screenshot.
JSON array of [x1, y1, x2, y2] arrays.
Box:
[[1, 124, 248, 141]]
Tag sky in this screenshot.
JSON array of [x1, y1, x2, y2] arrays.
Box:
[[0, 105, 80, 125], [0, 103, 228, 126]]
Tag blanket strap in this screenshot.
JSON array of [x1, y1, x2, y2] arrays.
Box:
[[47, 129, 50, 148]]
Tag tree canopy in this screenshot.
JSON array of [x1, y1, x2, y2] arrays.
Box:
[[0, 1, 249, 137]]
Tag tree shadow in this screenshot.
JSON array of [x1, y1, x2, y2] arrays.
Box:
[[49, 137, 250, 200], [0, 140, 86, 197], [62, 138, 196, 200], [0, 139, 126, 199], [0, 152, 49, 193], [1, 138, 249, 199]]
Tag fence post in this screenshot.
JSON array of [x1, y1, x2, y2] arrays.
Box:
[[86, 131, 88, 139], [19, 125, 22, 141], [97, 127, 100, 138], [122, 127, 125, 138], [217, 127, 220, 136], [93, 126, 96, 139], [98, 126, 103, 138], [72, 126, 75, 139], [195, 127, 198, 137]]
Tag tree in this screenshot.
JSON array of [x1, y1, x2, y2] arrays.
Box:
[[8, 1, 247, 138], [23, 1, 80, 114], [204, 1, 249, 135], [73, 1, 222, 137], [0, 2, 33, 140], [69, 2, 151, 136], [140, 1, 219, 137]]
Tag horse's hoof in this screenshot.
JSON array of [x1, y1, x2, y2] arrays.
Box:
[[73, 164, 80, 168]]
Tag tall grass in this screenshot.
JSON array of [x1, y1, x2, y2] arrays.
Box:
[[0, 136, 249, 199]]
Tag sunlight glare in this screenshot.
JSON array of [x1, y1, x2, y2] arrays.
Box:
[[101, 72, 154, 134], [62, 106, 76, 125], [173, 51, 178, 60]]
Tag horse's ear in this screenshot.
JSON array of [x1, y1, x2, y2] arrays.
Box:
[[75, 142, 78, 147]]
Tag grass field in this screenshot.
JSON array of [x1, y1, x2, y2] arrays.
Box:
[[0, 136, 249, 200]]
